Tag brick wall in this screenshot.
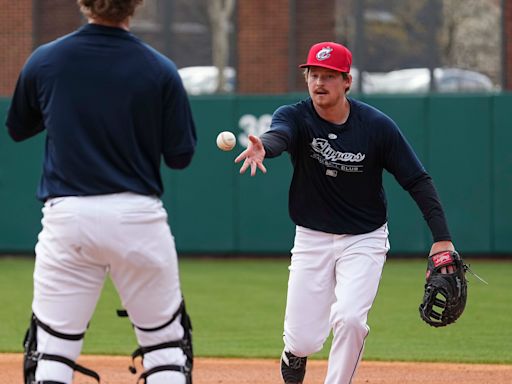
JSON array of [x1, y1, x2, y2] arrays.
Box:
[[0, 0, 81, 97], [0, 1, 33, 96], [237, 0, 292, 93], [237, 0, 336, 93], [293, 0, 336, 91], [34, 0, 82, 47]]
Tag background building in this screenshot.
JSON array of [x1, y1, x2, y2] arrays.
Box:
[[0, 0, 510, 95]]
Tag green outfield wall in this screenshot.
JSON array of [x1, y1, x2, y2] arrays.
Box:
[[1, 94, 511, 255]]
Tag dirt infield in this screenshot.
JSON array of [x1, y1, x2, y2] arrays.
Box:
[[2, 353, 511, 383]]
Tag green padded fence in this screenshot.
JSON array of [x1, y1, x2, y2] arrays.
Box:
[[1, 94, 511, 255]]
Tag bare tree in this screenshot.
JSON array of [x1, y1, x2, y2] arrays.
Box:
[[440, 0, 500, 83], [208, 0, 236, 93], [335, 0, 501, 86]]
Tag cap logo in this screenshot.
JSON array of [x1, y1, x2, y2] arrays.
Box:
[[316, 46, 333, 61]]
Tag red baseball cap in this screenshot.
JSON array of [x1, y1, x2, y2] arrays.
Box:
[[299, 42, 352, 73]]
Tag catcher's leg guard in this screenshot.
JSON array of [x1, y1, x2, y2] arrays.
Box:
[[123, 300, 193, 384], [280, 349, 307, 384], [23, 313, 99, 384]]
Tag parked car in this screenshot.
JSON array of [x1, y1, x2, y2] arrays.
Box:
[[361, 67, 496, 94], [178, 65, 495, 95], [178, 66, 236, 95]]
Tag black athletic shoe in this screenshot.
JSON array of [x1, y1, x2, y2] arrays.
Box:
[[280, 350, 307, 384]]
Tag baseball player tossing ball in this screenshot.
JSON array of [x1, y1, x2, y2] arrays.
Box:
[[235, 42, 456, 384], [6, 1, 197, 383]]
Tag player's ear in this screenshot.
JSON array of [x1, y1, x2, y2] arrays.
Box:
[[343, 72, 352, 94]]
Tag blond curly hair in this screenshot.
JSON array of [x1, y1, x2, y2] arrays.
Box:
[[77, 0, 143, 22]]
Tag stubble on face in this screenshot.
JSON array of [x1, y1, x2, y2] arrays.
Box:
[[307, 67, 347, 109]]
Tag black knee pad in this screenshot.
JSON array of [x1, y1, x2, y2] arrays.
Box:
[[22, 313, 100, 384], [22, 313, 39, 384], [180, 300, 193, 372], [121, 299, 193, 384]]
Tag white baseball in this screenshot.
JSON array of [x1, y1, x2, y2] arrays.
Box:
[[216, 131, 236, 151]]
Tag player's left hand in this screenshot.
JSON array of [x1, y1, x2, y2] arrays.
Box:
[[429, 241, 455, 273], [235, 134, 267, 176], [419, 250, 468, 327]]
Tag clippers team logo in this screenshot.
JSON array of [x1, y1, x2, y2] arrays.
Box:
[[310, 138, 365, 174], [316, 46, 333, 61]]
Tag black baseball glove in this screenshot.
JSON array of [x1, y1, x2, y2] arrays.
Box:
[[419, 250, 468, 327]]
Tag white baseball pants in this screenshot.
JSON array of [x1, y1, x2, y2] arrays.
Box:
[[32, 192, 186, 384], [283, 223, 389, 384]]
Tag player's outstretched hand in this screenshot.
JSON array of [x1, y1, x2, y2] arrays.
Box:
[[235, 134, 267, 176]]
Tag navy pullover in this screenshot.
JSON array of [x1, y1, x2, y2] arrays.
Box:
[[6, 24, 197, 201], [261, 98, 451, 241]]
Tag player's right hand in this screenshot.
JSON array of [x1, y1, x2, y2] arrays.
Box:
[[235, 134, 267, 176]]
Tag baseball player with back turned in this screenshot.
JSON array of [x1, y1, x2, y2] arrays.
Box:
[[6, 1, 197, 383], [235, 42, 456, 384]]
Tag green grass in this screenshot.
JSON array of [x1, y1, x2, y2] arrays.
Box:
[[0, 256, 510, 364], [365, 259, 512, 363]]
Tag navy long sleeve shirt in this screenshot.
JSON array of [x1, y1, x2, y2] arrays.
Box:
[[6, 24, 197, 201]]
